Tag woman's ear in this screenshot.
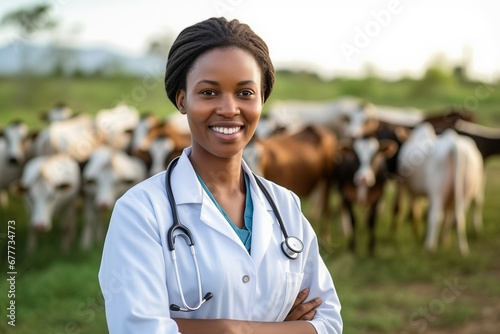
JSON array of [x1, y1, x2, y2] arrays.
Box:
[[176, 89, 186, 114]]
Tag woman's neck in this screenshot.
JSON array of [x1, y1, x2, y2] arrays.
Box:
[[189, 149, 245, 196]]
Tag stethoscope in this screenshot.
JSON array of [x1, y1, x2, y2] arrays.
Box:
[[165, 156, 304, 312]]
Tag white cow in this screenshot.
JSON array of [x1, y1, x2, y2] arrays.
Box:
[[32, 114, 103, 163], [95, 103, 140, 151], [130, 113, 161, 155], [0, 121, 32, 207], [397, 123, 484, 255], [343, 103, 424, 138], [81, 145, 147, 249], [20, 154, 81, 253], [40, 104, 74, 123], [262, 96, 364, 137]]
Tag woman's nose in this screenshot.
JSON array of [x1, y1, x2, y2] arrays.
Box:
[[216, 95, 240, 117]]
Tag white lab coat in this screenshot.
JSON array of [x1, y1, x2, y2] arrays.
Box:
[[99, 147, 342, 334]]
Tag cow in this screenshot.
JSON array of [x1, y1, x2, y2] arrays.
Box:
[[0, 120, 33, 208], [397, 123, 484, 255], [39, 103, 75, 123], [94, 103, 140, 151], [343, 105, 477, 231], [262, 96, 364, 137], [335, 137, 397, 255], [19, 153, 81, 253], [243, 125, 337, 242], [343, 104, 474, 140], [81, 145, 147, 249], [32, 113, 104, 164], [130, 112, 161, 156], [131, 114, 191, 176], [454, 119, 500, 161], [141, 121, 191, 176], [343, 103, 424, 139], [420, 108, 475, 134]]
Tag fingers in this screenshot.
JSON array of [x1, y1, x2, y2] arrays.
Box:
[[285, 292, 323, 322], [290, 288, 310, 311]]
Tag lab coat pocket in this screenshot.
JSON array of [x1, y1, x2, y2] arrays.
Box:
[[275, 271, 304, 321]]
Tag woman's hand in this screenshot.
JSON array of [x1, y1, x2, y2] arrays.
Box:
[[284, 288, 322, 321]]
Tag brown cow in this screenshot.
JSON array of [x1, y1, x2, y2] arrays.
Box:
[[454, 119, 500, 161], [243, 125, 337, 242], [134, 119, 192, 176]]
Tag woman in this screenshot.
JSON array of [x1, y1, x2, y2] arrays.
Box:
[[99, 17, 342, 334]]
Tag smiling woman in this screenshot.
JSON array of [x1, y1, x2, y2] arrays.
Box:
[[98, 17, 342, 334], [177, 47, 262, 164]]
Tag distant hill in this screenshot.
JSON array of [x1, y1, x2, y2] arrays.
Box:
[[0, 42, 166, 77]]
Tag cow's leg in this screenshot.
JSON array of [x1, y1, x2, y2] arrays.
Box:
[[61, 204, 76, 253], [472, 180, 485, 235], [425, 196, 443, 253], [367, 198, 380, 256], [96, 209, 105, 244], [391, 182, 403, 231], [26, 227, 37, 253], [410, 195, 423, 239], [318, 179, 332, 244], [0, 189, 9, 208], [454, 196, 470, 256], [441, 206, 454, 249], [81, 194, 96, 250], [341, 199, 356, 252]]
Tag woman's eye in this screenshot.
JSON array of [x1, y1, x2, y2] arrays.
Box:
[[238, 90, 254, 96], [201, 89, 217, 96]]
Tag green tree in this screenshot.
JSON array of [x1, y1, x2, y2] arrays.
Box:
[[1, 3, 57, 103], [1, 3, 56, 39]]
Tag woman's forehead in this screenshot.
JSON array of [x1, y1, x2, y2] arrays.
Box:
[[187, 47, 262, 83]]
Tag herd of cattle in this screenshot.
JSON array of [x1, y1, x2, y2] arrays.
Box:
[[1, 97, 499, 256]]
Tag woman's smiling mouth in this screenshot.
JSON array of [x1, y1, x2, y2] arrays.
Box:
[[210, 126, 243, 135]]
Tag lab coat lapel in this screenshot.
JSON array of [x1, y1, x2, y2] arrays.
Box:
[[244, 163, 274, 270], [198, 193, 245, 248], [172, 148, 249, 249]]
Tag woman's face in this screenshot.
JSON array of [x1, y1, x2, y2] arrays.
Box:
[[176, 47, 263, 160]]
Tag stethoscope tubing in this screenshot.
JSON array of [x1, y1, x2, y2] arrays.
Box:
[[165, 155, 303, 312]]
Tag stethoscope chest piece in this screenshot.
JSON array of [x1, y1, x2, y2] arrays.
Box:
[[282, 236, 304, 259]]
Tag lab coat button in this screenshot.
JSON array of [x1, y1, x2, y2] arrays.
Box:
[[242, 275, 250, 283]]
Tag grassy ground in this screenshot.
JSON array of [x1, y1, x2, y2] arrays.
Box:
[[1, 73, 499, 333]]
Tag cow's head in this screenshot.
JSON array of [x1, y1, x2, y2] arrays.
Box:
[[21, 155, 80, 232], [2, 121, 31, 165], [83, 146, 146, 211], [339, 137, 397, 203], [343, 103, 380, 139]]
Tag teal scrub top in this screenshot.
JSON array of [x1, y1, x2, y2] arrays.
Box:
[[196, 171, 253, 252]]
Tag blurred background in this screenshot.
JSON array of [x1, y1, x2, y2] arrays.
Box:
[[1, 0, 499, 333]]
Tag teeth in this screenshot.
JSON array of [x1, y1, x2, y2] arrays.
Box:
[[212, 127, 241, 134]]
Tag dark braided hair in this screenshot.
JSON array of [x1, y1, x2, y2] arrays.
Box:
[[165, 17, 275, 109]]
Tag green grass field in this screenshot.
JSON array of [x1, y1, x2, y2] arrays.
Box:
[[1, 73, 499, 333]]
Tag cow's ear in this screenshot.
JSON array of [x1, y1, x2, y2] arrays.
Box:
[[379, 139, 398, 159], [394, 126, 411, 143], [10, 180, 27, 196], [364, 117, 380, 136], [338, 138, 353, 153], [339, 113, 350, 123]]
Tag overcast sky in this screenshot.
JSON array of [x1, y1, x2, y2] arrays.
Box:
[[1, 0, 499, 81]]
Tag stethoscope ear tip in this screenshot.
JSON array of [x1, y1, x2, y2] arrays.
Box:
[[170, 304, 181, 311], [204, 292, 214, 301]]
